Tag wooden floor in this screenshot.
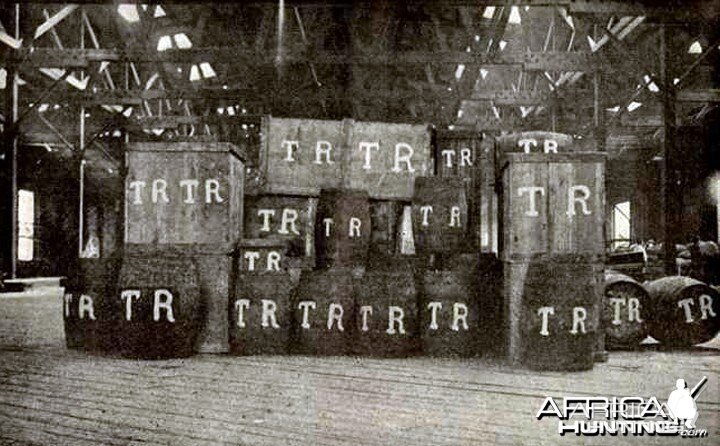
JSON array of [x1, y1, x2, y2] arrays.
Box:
[[0, 292, 718, 445]]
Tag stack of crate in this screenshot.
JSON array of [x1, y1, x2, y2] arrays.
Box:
[[496, 132, 606, 371]]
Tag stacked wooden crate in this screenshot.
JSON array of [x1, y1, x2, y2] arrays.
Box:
[[496, 132, 606, 371], [119, 142, 246, 357], [235, 117, 431, 356]]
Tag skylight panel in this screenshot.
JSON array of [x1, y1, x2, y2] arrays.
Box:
[[118, 4, 140, 23], [157, 35, 172, 52], [189, 64, 201, 81], [627, 101, 642, 112], [173, 33, 192, 49], [154, 5, 167, 18], [199, 62, 216, 78], [508, 7, 521, 24]]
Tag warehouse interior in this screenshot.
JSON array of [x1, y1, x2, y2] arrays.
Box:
[[1, 1, 719, 278], [0, 1, 719, 444]]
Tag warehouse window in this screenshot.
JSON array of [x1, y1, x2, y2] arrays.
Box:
[[612, 201, 631, 250], [17, 190, 34, 261]]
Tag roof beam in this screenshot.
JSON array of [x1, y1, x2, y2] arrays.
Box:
[[676, 89, 720, 102], [15, 48, 636, 71], [34, 5, 78, 40]]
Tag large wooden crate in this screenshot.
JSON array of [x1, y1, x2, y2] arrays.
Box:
[[498, 152, 606, 261], [125, 142, 245, 245], [260, 117, 431, 200]]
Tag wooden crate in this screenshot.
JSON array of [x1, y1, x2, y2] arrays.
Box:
[[260, 117, 431, 200], [498, 152, 605, 261], [125, 142, 245, 245], [243, 195, 317, 260], [345, 121, 431, 199]]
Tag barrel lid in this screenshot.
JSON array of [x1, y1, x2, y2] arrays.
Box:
[[495, 131, 573, 145]]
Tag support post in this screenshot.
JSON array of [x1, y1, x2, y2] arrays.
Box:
[[661, 26, 679, 274], [2, 4, 21, 278], [593, 70, 606, 151]]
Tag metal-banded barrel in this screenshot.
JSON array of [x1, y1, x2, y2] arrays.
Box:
[[230, 239, 294, 355], [412, 177, 469, 256], [315, 189, 371, 269], [292, 269, 355, 355], [353, 258, 419, 357], [645, 276, 720, 346], [116, 249, 201, 358], [63, 257, 120, 351], [494, 131, 594, 156], [505, 257, 603, 371], [418, 254, 502, 357], [435, 130, 483, 250], [603, 271, 650, 349], [368, 200, 402, 262]]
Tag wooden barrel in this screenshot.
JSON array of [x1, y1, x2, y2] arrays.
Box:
[[412, 177, 469, 256], [505, 257, 602, 371], [603, 271, 650, 349], [353, 258, 419, 357], [418, 253, 501, 357], [315, 189, 371, 269], [116, 250, 201, 358], [495, 131, 577, 156], [420, 271, 479, 357], [63, 257, 119, 351], [368, 200, 402, 261], [292, 269, 355, 355], [230, 239, 294, 355], [435, 130, 483, 250], [644, 276, 720, 346]]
